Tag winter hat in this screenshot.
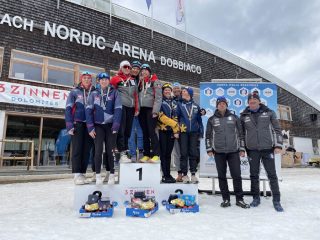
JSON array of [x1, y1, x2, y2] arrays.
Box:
[[80, 71, 92, 81], [248, 90, 261, 102], [119, 60, 131, 69], [182, 86, 193, 98], [96, 72, 110, 80], [172, 82, 181, 89], [131, 60, 142, 68], [162, 83, 173, 92], [216, 96, 228, 107], [141, 63, 151, 74]]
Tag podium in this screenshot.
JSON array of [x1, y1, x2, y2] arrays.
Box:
[[74, 163, 198, 210]]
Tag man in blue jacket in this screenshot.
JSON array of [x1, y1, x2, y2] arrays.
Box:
[[65, 71, 94, 185], [176, 87, 204, 184], [86, 72, 122, 185]]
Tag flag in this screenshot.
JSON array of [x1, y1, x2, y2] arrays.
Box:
[[146, 0, 152, 10], [145, 0, 153, 38], [176, 0, 185, 25]]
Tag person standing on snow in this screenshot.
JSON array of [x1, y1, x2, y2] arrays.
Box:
[[86, 72, 122, 185], [176, 86, 204, 184], [158, 83, 180, 183], [110, 60, 139, 163], [128, 60, 144, 161], [171, 82, 183, 182], [205, 96, 250, 209], [240, 91, 284, 212], [138, 64, 162, 163], [65, 71, 95, 185]]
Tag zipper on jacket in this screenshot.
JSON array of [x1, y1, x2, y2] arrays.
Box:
[[189, 104, 193, 132], [224, 118, 227, 152], [245, 129, 248, 148]]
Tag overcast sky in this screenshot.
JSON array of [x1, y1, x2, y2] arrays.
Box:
[[112, 0, 320, 105]]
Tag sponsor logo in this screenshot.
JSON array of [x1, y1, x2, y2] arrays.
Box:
[[233, 98, 242, 107], [263, 88, 273, 97], [215, 87, 224, 96], [227, 87, 237, 97], [204, 87, 213, 96], [239, 87, 249, 97]]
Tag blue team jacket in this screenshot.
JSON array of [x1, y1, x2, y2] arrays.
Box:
[[86, 87, 122, 133], [65, 85, 95, 131], [176, 99, 204, 137]]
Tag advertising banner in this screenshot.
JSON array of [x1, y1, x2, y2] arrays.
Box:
[[199, 82, 281, 180], [0, 81, 69, 109]]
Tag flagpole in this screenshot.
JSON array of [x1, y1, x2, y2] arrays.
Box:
[[151, 0, 154, 39], [110, 0, 112, 26], [184, 0, 187, 51]]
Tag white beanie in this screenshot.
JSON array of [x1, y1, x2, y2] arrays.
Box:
[[120, 60, 131, 69]]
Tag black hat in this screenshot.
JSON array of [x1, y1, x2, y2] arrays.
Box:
[[131, 60, 142, 68], [141, 63, 151, 74], [248, 91, 261, 102]]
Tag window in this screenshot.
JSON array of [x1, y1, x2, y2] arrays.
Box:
[[3, 114, 71, 167], [9, 50, 105, 87], [3, 115, 40, 167], [278, 104, 292, 121], [0, 47, 4, 77], [41, 118, 71, 166]]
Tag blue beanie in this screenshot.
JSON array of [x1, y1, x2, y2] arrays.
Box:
[[182, 86, 193, 98], [141, 63, 151, 74], [172, 82, 181, 88], [216, 96, 228, 107]]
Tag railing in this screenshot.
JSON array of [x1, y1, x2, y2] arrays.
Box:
[[64, 0, 320, 111], [0, 139, 35, 170]]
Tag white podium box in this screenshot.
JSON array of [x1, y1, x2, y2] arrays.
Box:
[[119, 163, 161, 186], [74, 163, 198, 210]]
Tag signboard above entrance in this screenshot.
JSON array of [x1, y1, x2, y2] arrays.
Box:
[[0, 13, 202, 74]]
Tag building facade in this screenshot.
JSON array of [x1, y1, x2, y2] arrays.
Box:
[[0, 0, 319, 168]]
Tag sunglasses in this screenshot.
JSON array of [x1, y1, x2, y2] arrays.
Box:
[[123, 65, 131, 69]]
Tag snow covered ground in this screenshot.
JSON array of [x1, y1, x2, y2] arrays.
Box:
[[0, 168, 319, 240]]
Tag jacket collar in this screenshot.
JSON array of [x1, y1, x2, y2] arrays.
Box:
[[214, 109, 232, 118], [242, 103, 270, 115], [182, 98, 193, 104], [76, 84, 95, 92], [117, 70, 131, 80]]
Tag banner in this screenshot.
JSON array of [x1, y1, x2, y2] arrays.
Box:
[[0, 81, 69, 109], [199, 82, 281, 180]]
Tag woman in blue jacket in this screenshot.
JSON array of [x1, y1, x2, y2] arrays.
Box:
[[176, 87, 204, 184], [158, 83, 180, 183], [86, 72, 122, 185], [65, 71, 94, 185]]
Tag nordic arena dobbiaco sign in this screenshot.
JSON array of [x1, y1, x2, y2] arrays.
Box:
[[0, 13, 202, 75], [199, 82, 282, 180]]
